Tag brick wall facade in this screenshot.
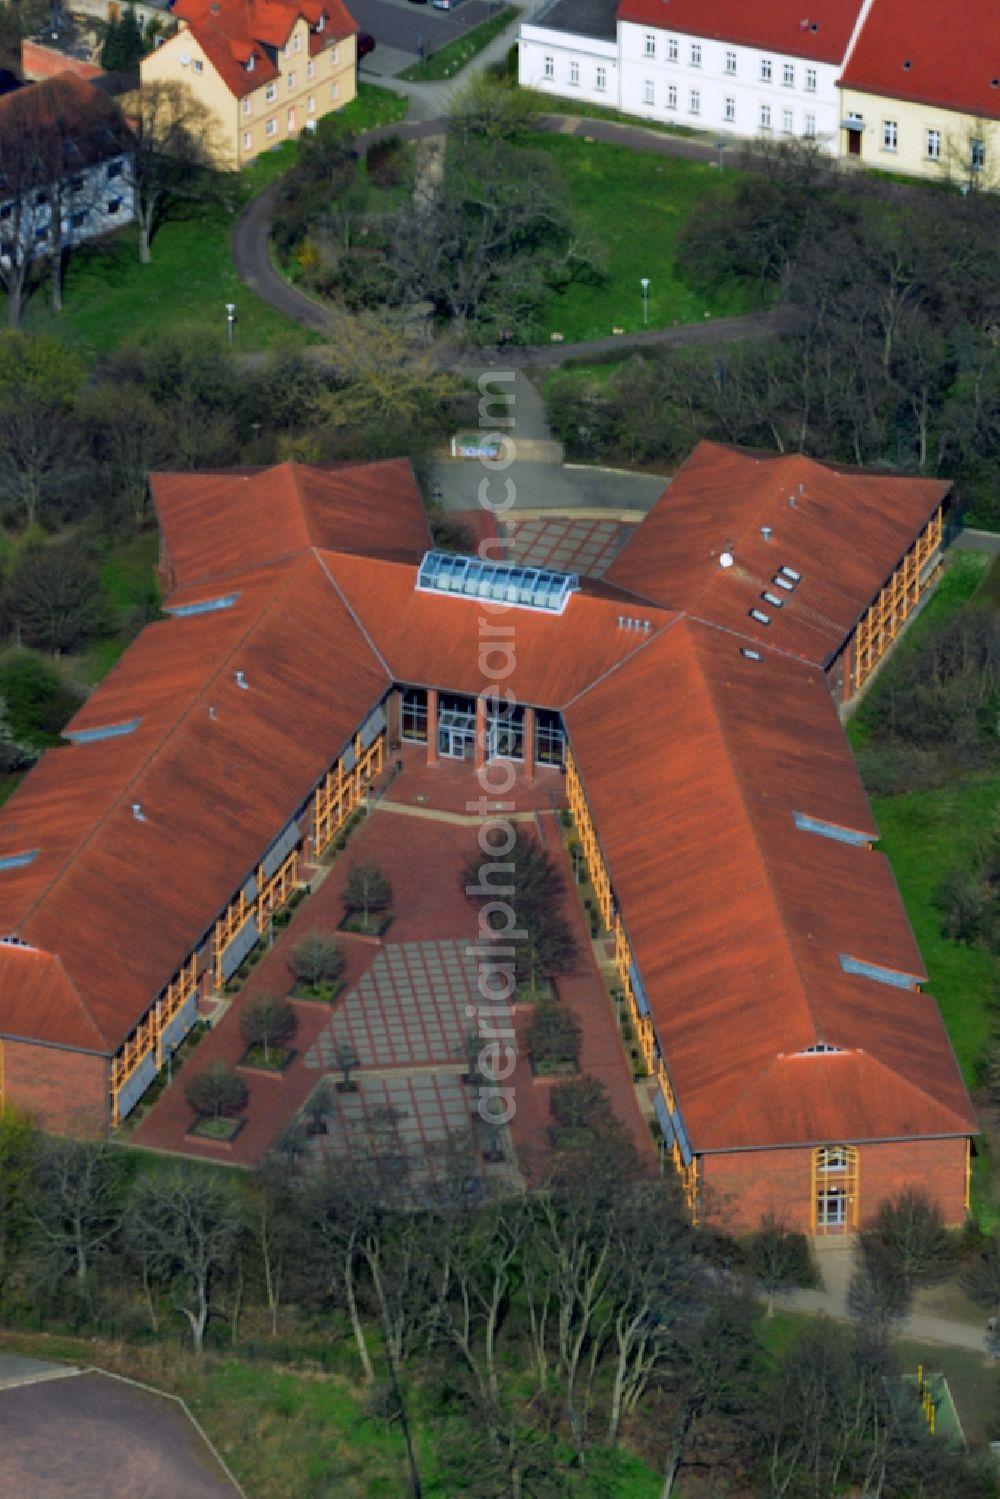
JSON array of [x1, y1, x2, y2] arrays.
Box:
[[700, 1135, 969, 1234], [1, 1039, 107, 1133]]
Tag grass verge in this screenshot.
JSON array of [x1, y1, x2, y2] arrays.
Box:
[[11, 85, 407, 357], [398, 5, 519, 82], [0, 1329, 661, 1499], [529, 91, 698, 138], [525, 134, 755, 343]]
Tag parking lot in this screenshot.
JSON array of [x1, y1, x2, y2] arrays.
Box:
[[352, 0, 497, 74]]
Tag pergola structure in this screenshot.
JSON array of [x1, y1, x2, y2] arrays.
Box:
[[0, 443, 975, 1232]]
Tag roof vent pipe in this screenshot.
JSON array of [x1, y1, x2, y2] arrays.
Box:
[[235, 670, 248, 690], [131, 802, 145, 822], [761, 525, 772, 541]]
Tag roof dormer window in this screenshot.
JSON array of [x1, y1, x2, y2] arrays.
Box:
[[246, 53, 255, 71], [316, 12, 325, 30]]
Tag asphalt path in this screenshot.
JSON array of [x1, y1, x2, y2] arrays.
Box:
[[348, 0, 493, 59], [230, 115, 792, 366]]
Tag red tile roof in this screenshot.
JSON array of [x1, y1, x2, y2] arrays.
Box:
[[606, 442, 949, 667], [839, 0, 1000, 120], [563, 620, 975, 1148], [0, 72, 129, 172], [615, 0, 865, 64], [152, 459, 432, 590], [0, 448, 974, 1160], [324, 551, 676, 709], [170, 0, 357, 100]]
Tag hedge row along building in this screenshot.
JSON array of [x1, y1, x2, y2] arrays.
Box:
[[0, 443, 976, 1233]]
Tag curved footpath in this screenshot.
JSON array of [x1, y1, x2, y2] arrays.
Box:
[[231, 113, 791, 369]]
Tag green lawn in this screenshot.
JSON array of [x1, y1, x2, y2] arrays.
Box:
[[872, 777, 998, 1090], [526, 135, 755, 343], [529, 92, 698, 139], [9, 85, 407, 358], [0, 1330, 661, 1499], [399, 5, 520, 82]]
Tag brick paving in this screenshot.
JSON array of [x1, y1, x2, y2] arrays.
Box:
[[305, 938, 479, 1072], [503, 516, 636, 578], [382, 742, 564, 819], [130, 756, 652, 1181]]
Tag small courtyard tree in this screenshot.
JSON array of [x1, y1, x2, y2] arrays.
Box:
[[240, 993, 297, 1064], [526, 998, 581, 1075], [747, 1213, 817, 1317], [342, 860, 392, 930], [183, 1061, 247, 1122], [289, 932, 344, 993]]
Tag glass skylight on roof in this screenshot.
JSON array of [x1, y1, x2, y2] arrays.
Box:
[[0, 849, 38, 872], [839, 953, 918, 989], [773, 575, 795, 592], [416, 551, 579, 613], [65, 718, 142, 745], [793, 812, 870, 846], [167, 592, 240, 618]]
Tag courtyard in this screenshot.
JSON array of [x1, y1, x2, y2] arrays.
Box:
[[130, 746, 652, 1181]]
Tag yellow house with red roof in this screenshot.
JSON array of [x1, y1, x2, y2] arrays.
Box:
[[141, 0, 357, 168], [838, 0, 1000, 182]]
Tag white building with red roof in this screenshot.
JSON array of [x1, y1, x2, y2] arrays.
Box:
[[519, 0, 873, 151], [837, 0, 1000, 180], [141, 0, 357, 168]]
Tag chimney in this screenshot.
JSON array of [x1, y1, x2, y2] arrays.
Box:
[[761, 525, 772, 541]]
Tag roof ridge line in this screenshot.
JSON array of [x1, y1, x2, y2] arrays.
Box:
[[692, 631, 823, 1045], [562, 611, 683, 712], [312, 548, 395, 679], [17, 555, 314, 939]]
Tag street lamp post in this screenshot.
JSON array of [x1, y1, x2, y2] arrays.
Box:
[[225, 302, 236, 344], [640, 276, 650, 325], [717, 131, 727, 172]]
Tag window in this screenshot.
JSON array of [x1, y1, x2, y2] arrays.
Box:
[[760, 103, 771, 129], [0, 205, 10, 221], [667, 83, 677, 109], [762, 590, 784, 607], [972, 137, 986, 170], [644, 32, 655, 56], [330, 80, 339, 99], [883, 120, 897, 151], [316, 12, 325, 29], [307, 59, 314, 79], [667, 36, 678, 61], [243, 96, 252, 115], [595, 66, 606, 91], [35, 225, 48, 240], [569, 59, 579, 85], [690, 42, 701, 66], [783, 109, 793, 133], [817, 1146, 849, 1173], [401, 687, 428, 743], [543, 54, 553, 79], [266, 118, 277, 137], [107, 160, 123, 179], [535, 708, 565, 767], [760, 57, 772, 81], [293, 31, 301, 51], [266, 82, 277, 102], [283, 41, 290, 58], [805, 66, 816, 91], [69, 173, 84, 191], [643, 79, 654, 106], [35, 190, 48, 206], [106, 196, 122, 214], [307, 94, 315, 113], [804, 112, 816, 137], [927, 129, 941, 160], [193, 58, 203, 73], [724, 96, 735, 122], [330, 45, 338, 62], [782, 62, 794, 87], [725, 49, 736, 74], [288, 70, 296, 89], [70, 209, 89, 228], [689, 88, 700, 115], [242, 129, 253, 149]]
